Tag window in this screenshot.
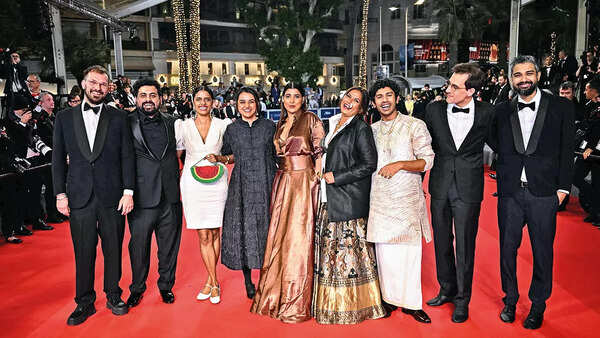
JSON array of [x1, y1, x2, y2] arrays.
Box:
[[244, 64, 250, 75], [222, 63, 227, 75], [208, 63, 213, 75], [257, 64, 263, 75], [413, 4, 425, 19], [391, 9, 402, 20]]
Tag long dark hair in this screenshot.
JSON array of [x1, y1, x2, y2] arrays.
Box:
[[343, 86, 369, 115], [280, 82, 307, 122]]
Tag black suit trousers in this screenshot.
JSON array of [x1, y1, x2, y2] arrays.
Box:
[[127, 198, 182, 293], [498, 187, 557, 311], [69, 193, 125, 305], [573, 158, 600, 215], [430, 180, 481, 306]]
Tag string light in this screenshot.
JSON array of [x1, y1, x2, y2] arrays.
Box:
[[171, 0, 189, 95], [358, 0, 370, 89], [550, 32, 557, 64], [190, 0, 201, 89]]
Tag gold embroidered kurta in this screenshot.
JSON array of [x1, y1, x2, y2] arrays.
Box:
[[367, 114, 435, 244]]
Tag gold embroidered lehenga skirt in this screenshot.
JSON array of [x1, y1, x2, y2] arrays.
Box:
[[250, 159, 320, 323], [312, 203, 386, 324]]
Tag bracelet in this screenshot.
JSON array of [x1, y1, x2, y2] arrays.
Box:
[[223, 155, 229, 164], [56, 195, 67, 200]]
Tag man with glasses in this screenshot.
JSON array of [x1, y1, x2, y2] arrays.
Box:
[[424, 63, 494, 323], [67, 93, 82, 108], [26, 74, 44, 107], [52, 65, 135, 325]]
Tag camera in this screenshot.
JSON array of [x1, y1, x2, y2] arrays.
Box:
[[12, 157, 31, 174], [30, 135, 51, 156]]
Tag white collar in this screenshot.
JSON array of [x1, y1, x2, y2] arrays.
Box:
[[517, 88, 542, 105], [448, 97, 475, 113]]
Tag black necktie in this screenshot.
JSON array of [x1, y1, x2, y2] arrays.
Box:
[[518, 102, 535, 111], [84, 103, 101, 114], [452, 106, 469, 114]]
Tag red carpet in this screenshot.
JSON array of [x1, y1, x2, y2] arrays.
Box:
[[1, 171, 599, 338]]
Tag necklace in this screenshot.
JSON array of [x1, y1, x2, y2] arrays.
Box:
[[379, 114, 399, 158]]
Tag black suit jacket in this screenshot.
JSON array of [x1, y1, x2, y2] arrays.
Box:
[[52, 104, 135, 209], [325, 116, 377, 222], [494, 84, 510, 105], [128, 112, 180, 208], [0, 62, 28, 95], [424, 100, 494, 203], [489, 92, 575, 197]]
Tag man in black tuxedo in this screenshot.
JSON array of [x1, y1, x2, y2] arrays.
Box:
[[52, 65, 135, 325], [125, 78, 182, 308], [557, 50, 578, 82], [489, 56, 574, 330], [424, 63, 494, 323], [0, 52, 28, 111], [494, 74, 511, 106]]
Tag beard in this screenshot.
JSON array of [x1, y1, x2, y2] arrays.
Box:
[[512, 80, 538, 97], [84, 90, 105, 105], [139, 102, 158, 116]]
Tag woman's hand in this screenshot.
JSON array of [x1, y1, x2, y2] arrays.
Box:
[[323, 172, 335, 184], [206, 154, 218, 163], [378, 162, 403, 179]]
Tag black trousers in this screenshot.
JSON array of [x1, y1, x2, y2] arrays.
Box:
[[69, 193, 125, 305], [498, 187, 557, 312], [41, 166, 60, 218], [0, 176, 19, 236], [127, 198, 182, 294], [430, 180, 481, 306], [573, 158, 600, 215], [22, 170, 43, 222]]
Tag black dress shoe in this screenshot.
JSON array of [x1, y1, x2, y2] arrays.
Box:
[[126, 292, 143, 307], [500, 304, 516, 323], [523, 310, 544, 329], [15, 226, 33, 236], [5, 236, 22, 244], [245, 282, 256, 299], [106, 297, 129, 315], [489, 173, 497, 180], [452, 306, 469, 323], [33, 219, 54, 230], [160, 290, 175, 304], [382, 301, 398, 314], [67, 304, 96, 326], [401, 308, 431, 323], [426, 293, 454, 306]]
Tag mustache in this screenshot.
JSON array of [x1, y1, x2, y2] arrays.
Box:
[[516, 81, 534, 86]]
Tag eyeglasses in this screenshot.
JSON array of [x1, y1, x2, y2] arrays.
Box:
[[447, 84, 467, 92], [86, 79, 109, 89], [69, 99, 81, 104]]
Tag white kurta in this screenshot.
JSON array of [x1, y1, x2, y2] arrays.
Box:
[[367, 113, 435, 311], [175, 117, 231, 229]]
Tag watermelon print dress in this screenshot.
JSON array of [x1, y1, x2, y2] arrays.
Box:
[[175, 117, 231, 229]]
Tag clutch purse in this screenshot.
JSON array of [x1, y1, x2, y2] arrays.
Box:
[[190, 161, 226, 184]]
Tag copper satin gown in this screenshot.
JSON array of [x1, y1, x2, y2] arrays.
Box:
[[250, 111, 325, 323]]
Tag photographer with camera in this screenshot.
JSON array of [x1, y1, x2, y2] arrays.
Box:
[[0, 123, 23, 244], [3, 94, 54, 236], [0, 51, 28, 113], [577, 52, 599, 103], [574, 77, 600, 226]]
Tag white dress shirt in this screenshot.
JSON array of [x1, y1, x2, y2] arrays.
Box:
[[446, 98, 475, 150], [80, 98, 133, 196]]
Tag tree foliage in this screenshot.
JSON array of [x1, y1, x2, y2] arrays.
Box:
[[235, 0, 343, 87], [63, 30, 110, 84]]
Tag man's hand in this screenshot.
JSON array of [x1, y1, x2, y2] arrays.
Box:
[[56, 197, 70, 216], [20, 111, 32, 124], [583, 148, 593, 160], [557, 191, 567, 205], [324, 172, 335, 184], [378, 162, 403, 179], [117, 195, 134, 215]]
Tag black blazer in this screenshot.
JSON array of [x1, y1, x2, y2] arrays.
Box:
[[0, 62, 28, 95], [52, 104, 135, 209], [128, 112, 180, 208], [489, 92, 575, 197], [424, 100, 494, 203], [494, 84, 510, 105], [325, 116, 377, 222]]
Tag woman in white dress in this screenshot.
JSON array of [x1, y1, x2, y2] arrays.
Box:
[[175, 86, 231, 304]]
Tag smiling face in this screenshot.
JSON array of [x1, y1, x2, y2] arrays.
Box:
[[373, 87, 398, 119], [282, 88, 303, 115], [339, 89, 362, 118], [193, 90, 213, 117], [237, 92, 257, 121], [511, 62, 540, 98], [26, 75, 40, 93], [136, 85, 161, 116], [81, 71, 109, 104]]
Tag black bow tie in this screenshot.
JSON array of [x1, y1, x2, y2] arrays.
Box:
[[518, 102, 536, 111], [84, 103, 101, 114], [452, 106, 469, 114]]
